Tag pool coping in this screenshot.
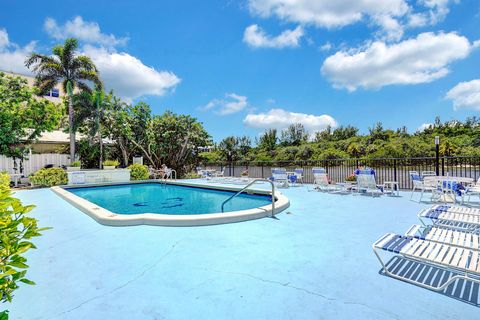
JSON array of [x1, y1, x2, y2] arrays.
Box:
[[50, 180, 290, 227]]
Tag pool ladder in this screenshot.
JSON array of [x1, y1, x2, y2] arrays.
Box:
[[221, 178, 276, 217]]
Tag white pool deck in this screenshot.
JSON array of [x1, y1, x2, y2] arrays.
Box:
[[7, 179, 480, 320]]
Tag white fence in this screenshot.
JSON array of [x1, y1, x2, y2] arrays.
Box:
[[0, 154, 70, 176]]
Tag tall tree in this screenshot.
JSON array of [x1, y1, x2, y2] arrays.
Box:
[[72, 87, 107, 168], [0, 73, 62, 163], [25, 38, 102, 161], [257, 129, 277, 151], [280, 123, 308, 146]]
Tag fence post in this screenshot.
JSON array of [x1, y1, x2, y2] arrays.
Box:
[[393, 159, 397, 188], [261, 163, 264, 179]]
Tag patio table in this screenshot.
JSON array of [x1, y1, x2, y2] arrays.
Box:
[[424, 176, 474, 203], [384, 181, 399, 196], [423, 176, 474, 184]]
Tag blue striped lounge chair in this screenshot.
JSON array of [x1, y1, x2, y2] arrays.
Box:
[[405, 224, 479, 250], [373, 232, 480, 291], [418, 205, 480, 232], [271, 168, 288, 188], [354, 168, 383, 196]]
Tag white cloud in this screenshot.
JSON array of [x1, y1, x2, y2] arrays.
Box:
[[321, 32, 474, 91], [417, 123, 432, 132], [445, 79, 480, 111], [247, 0, 458, 42], [248, 0, 408, 28], [243, 108, 337, 133], [44, 16, 128, 47], [0, 28, 9, 49], [319, 42, 332, 51], [83, 45, 180, 101], [243, 24, 303, 49], [202, 93, 248, 115], [0, 28, 34, 75], [410, 0, 459, 26]]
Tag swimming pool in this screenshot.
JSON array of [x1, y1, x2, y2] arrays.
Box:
[[67, 183, 272, 215], [52, 181, 289, 226]]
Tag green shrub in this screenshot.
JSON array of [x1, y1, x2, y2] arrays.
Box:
[[103, 160, 119, 167], [0, 188, 48, 306], [183, 172, 201, 179], [0, 172, 10, 190], [30, 168, 67, 187], [70, 161, 81, 167], [128, 164, 149, 180]]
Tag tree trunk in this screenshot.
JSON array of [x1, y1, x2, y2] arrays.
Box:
[[68, 95, 75, 161], [98, 123, 103, 169]]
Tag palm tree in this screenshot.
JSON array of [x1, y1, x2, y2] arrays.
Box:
[[73, 88, 107, 168], [25, 38, 102, 161]]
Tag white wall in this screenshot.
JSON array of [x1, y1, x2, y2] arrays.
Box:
[[0, 154, 70, 176]]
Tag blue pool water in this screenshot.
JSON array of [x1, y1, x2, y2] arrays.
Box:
[[66, 183, 272, 215]]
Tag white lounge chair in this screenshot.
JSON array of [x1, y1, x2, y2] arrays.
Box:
[[311, 168, 344, 193], [462, 177, 480, 205], [271, 168, 288, 188], [293, 168, 304, 185], [373, 232, 480, 291], [312, 168, 330, 191], [353, 168, 383, 196], [418, 205, 480, 232], [405, 224, 479, 250]]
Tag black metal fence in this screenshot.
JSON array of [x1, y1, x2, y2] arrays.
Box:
[[202, 156, 480, 190]]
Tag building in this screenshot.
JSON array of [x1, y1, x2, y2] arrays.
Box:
[[1, 70, 66, 104]]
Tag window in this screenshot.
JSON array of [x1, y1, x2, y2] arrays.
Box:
[[43, 88, 60, 98]]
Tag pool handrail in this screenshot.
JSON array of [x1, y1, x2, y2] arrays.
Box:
[[221, 178, 276, 217]]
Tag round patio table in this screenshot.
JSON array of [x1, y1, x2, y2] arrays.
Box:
[[423, 175, 474, 203], [424, 176, 474, 184]]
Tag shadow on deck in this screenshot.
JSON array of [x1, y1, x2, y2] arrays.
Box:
[[380, 256, 480, 307]]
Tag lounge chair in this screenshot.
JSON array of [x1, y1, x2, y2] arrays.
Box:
[[353, 168, 383, 196], [293, 168, 304, 185], [271, 168, 288, 188], [462, 177, 480, 205], [418, 205, 480, 232], [312, 168, 329, 191], [311, 168, 344, 193], [405, 224, 479, 250], [410, 171, 436, 202], [373, 232, 480, 291]]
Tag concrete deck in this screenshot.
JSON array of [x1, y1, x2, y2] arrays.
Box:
[[7, 181, 479, 319]]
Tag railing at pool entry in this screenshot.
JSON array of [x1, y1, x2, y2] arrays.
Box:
[[221, 178, 276, 217]]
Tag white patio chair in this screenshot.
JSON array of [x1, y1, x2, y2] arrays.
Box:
[[213, 167, 225, 179], [410, 171, 436, 202]]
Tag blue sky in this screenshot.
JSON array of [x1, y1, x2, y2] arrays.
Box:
[[0, 0, 479, 141]]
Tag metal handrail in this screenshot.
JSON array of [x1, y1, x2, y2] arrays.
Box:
[[221, 178, 276, 217]]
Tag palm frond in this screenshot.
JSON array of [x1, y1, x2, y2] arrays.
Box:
[[76, 70, 103, 90], [75, 81, 93, 94], [61, 38, 78, 71], [35, 77, 58, 95], [71, 55, 98, 72]]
